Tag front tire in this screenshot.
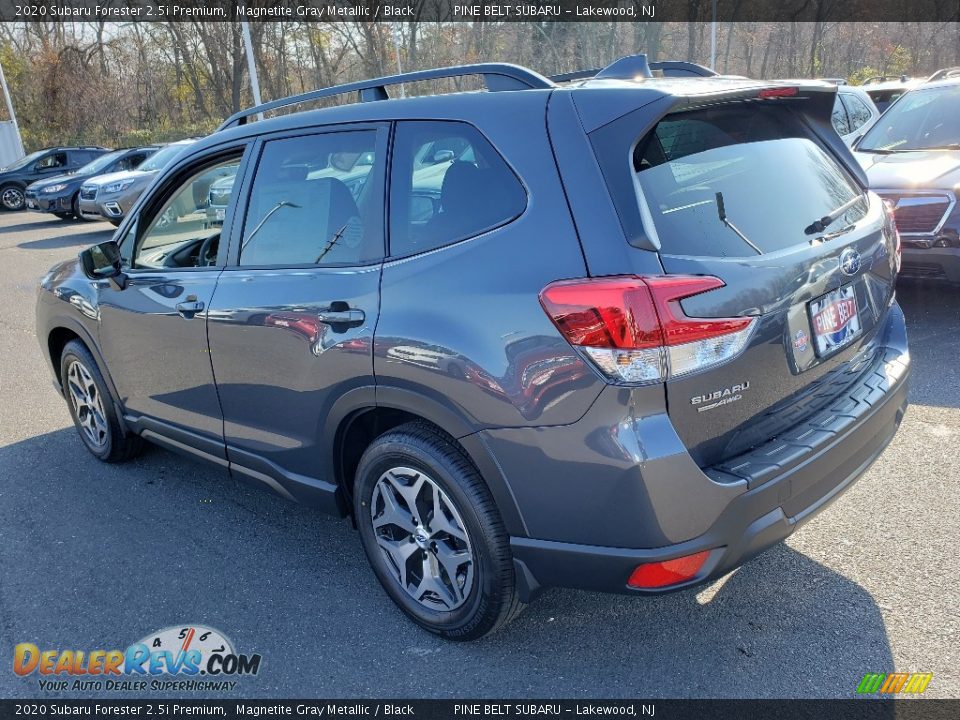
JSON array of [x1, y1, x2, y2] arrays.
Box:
[[72, 193, 91, 221], [60, 340, 143, 463], [354, 422, 524, 640], [0, 184, 25, 211]]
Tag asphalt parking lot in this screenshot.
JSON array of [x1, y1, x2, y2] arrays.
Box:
[[0, 210, 957, 699]]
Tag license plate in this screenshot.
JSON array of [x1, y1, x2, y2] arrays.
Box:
[[215, 208, 225, 221], [26, 200, 37, 209], [808, 284, 861, 356]]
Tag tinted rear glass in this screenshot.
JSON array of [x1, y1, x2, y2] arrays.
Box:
[[634, 105, 866, 257]]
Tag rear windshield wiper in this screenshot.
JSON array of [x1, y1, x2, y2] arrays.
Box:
[[804, 194, 865, 235], [715, 192, 762, 255]]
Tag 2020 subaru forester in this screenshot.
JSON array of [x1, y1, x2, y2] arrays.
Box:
[[36, 57, 910, 640]]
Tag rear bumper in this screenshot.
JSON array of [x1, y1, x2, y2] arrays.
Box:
[[496, 304, 910, 598], [900, 246, 960, 283]]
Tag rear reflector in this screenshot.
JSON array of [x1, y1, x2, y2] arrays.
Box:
[[627, 550, 712, 589], [539, 275, 755, 385], [757, 86, 799, 99]]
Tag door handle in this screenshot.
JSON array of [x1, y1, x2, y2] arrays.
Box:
[[317, 305, 365, 327], [176, 297, 205, 318]]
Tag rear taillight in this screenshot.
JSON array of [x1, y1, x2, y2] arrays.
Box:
[[539, 275, 755, 385]]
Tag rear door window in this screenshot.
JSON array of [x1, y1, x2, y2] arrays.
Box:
[[239, 130, 383, 267], [71, 150, 100, 166], [634, 105, 867, 257], [389, 120, 526, 256]]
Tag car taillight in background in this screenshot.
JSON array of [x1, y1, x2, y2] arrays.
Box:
[[539, 275, 756, 385]]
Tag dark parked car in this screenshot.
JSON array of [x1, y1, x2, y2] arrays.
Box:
[[24, 147, 159, 221], [854, 76, 960, 281], [0, 146, 110, 211], [37, 57, 909, 640]]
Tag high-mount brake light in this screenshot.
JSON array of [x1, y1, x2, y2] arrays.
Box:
[[757, 86, 799, 99], [539, 275, 756, 385]]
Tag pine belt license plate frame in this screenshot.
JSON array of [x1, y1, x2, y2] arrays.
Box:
[[808, 283, 862, 357]]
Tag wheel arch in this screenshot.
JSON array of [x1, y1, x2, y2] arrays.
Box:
[[46, 318, 124, 412], [327, 385, 528, 537]]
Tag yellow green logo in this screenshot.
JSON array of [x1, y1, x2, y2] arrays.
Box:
[[857, 672, 933, 694]]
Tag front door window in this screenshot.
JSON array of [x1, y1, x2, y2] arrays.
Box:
[[133, 158, 241, 270]]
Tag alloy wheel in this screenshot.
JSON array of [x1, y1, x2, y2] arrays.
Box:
[[1, 187, 25, 211], [66, 359, 109, 448], [370, 466, 475, 611]]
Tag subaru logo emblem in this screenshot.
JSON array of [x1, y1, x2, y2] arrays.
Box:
[[840, 248, 861, 276]]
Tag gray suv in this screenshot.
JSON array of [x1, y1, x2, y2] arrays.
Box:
[[36, 58, 910, 640], [78, 140, 197, 225]]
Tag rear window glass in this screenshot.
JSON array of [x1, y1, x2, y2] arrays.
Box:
[[634, 105, 867, 257]]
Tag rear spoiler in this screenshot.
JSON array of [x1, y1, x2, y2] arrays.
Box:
[[550, 56, 719, 84], [579, 83, 868, 252]]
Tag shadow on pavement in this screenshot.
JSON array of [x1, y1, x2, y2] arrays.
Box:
[[896, 280, 960, 410], [0, 427, 893, 699], [17, 227, 114, 250]]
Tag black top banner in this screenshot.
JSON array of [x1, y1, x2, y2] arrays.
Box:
[[0, 0, 958, 23]]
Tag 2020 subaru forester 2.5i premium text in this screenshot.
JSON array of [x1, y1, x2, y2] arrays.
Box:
[[36, 57, 910, 640]]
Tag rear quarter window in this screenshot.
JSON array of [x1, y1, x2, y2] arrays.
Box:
[[634, 105, 867, 257], [389, 120, 526, 257]]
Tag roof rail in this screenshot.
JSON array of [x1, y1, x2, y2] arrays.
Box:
[[218, 63, 554, 130], [650, 61, 718, 78], [549, 57, 719, 84]]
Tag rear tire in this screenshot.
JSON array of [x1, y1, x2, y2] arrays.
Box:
[[354, 421, 524, 640], [60, 340, 143, 463]]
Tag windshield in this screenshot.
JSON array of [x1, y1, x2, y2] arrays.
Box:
[[859, 84, 960, 151], [635, 105, 866, 257], [3, 150, 46, 172], [138, 143, 189, 172], [78, 150, 124, 175]]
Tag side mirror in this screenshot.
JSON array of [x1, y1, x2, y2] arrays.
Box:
[[79, 240, 127, 289]]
